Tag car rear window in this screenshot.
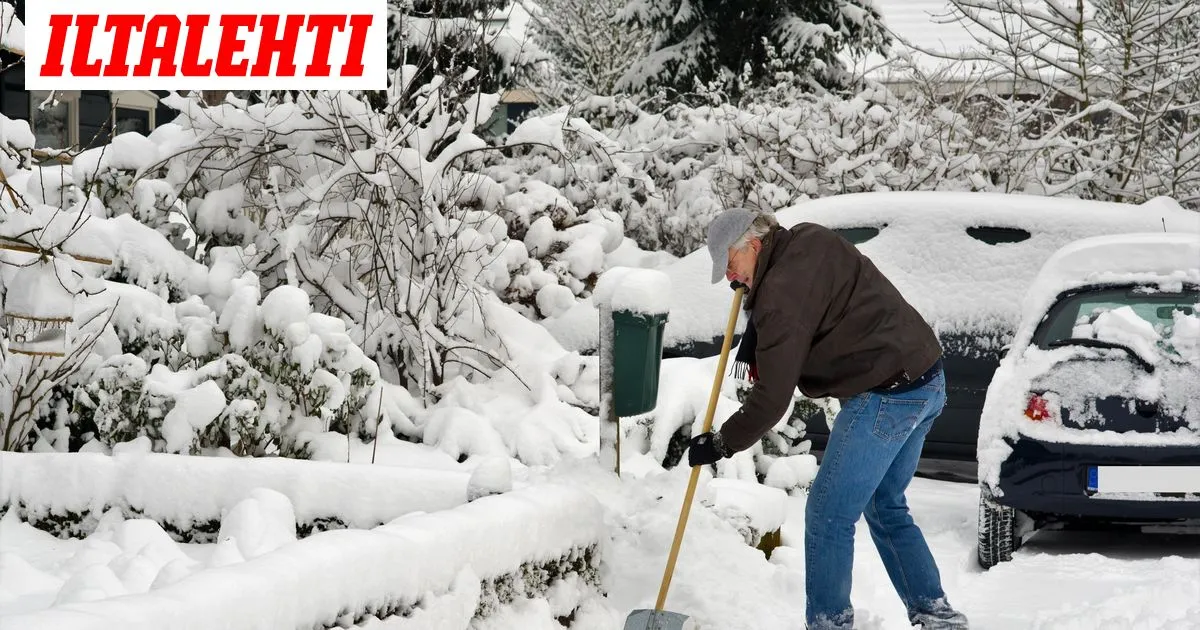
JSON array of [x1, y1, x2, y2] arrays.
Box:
[[833, 226, 884, 244], [1036, 286, 1200, 358], [966, 226, 1032, 245]]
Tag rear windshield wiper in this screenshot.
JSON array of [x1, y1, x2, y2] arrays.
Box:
[[1046, 338, 1156, 373]]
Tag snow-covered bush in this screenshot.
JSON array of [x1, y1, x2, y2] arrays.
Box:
[[2, 60, 611, 467], [75, 282, 409, 457], [148, 70, 611, 405], [0, 106, 415, 457], [491, 86, 1000, 257]]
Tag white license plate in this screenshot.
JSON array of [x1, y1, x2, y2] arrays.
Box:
[[1087, 466, 1200, 494]]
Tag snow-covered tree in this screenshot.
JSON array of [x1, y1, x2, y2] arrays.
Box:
[[390, 0, 545, 94], [0, 0, 22, 58], [148, 81, 513, 401], [616, 0, 891, 100], [526, 0, 652, 101], [908, 0, 1200, 206]]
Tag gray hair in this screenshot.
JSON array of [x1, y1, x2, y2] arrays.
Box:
[[732, 212, 778, 249]]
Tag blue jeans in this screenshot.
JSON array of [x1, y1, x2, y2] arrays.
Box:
[[805, 367, 968, 629]]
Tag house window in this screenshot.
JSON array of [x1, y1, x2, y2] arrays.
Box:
[[30, 91, 74, 149], [0, 66, 28, 123], [115, 107, 151, 135], [111, 91, 164, 138], [77, 91, 113, 146]]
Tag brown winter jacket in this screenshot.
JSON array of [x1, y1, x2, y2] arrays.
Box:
[[717, 222, 943, 453]]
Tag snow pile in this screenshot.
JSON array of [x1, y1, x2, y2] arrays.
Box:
[[1171, 307, 1200, 364], [467, 457, 515, 501], [593, 266, 672, 316], [703, 478, 789, 546], [0, 452, 471, 538], [660, 192, 1200, 350], [216, 488, 297, 559], [0, 0, 23, 55], [527, 460, 808, 630], [978, 233, 1200, 486], [2, 484, 605, 630], [0, 508, 203, 615], [1085, 306, 1162, 360], [0, 489, 299, 615]]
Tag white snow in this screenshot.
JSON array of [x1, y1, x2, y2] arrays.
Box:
[[1088, 306, 1163, 365], [1, 483, 605, 629], [704, 478, 789, 537], [0, 116, 34, 151], [593, 266, 673, 318], [216, 488, 297, 559], [611, 268, 672, 316], [260, 284, 313, 334], [0, 452, 472, 533], [764, 454, 820, 493], [2, 48, 1199, 630], [4, 437, 1200, 629], [71, 133, 164, 181], [161, 380, 227, 454], [0, 0, 23, 55], [1, 258, 75, 318], [467, 457, 515, 501]]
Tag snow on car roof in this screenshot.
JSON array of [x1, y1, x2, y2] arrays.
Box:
[[662, 191, 1200, 348], [1010, 232, 1200, 349]]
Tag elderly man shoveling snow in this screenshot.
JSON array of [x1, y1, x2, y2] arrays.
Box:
[[689, 208, 970, 630]]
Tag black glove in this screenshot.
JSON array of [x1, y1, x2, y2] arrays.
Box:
[[687, 431, 732, 467]]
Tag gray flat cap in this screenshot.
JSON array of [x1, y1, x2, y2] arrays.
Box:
[[706, 208, 757, 283]]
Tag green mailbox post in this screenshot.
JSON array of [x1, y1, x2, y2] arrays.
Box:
[[595, 266, 672, 476], [611, 310, 668, 417]]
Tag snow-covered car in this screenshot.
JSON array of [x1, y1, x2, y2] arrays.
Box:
[[661, 191, 1200, 463], [976, 232, 1200, 568]]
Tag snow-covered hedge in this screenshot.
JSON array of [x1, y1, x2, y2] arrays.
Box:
[[493, 82, 1199, 265], [0, 451, 470, 540], [2, 483, 604, 630]]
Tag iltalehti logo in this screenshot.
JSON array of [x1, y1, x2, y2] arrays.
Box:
[[24, 0, 388, 90]]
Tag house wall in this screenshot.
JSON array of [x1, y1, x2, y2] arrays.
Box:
[[0, 0, 177, 151]]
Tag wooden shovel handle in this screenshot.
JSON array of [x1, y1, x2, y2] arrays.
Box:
[[654, 286, 745, 611]]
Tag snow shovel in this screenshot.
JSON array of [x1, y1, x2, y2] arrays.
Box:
[[624, 285, 746, 630]]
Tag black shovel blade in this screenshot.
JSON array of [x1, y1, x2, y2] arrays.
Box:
[[623, 608, 693, 630]]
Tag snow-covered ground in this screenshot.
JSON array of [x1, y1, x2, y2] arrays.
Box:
[[532, 464, 1200, 630], [5, 450, 1199, 629]]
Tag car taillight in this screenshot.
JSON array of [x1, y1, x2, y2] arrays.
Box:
[[1025, 393, 1054, 421]]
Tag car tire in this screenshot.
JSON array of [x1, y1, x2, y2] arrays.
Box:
[[977, 489, 1021, 569]]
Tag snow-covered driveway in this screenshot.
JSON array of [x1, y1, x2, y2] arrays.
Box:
[[792, 478, 1200, 630], [587, 466, 1200, 630]]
